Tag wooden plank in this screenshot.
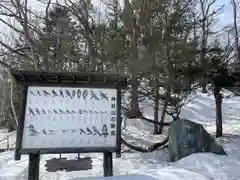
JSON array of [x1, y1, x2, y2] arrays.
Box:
[[10, 70, 128, 86], [11, 69, 127, 77], [20, 147, 118, 154], [14, 86, 28, 160], [14, 82, 124, 89]]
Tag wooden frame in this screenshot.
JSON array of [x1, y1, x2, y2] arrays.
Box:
[[11, 70, 127, 161]]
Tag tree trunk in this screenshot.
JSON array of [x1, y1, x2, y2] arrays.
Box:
[[202, 84, 208, 93], [199, 0, 209, 94], [159, 86, 170, 134], [131, 72, 139, 111], [153, 86, 159, 134], [232, 0, 240, 65], [8, 108, 17, 131], [214, 83, 222, 137], [159, 99, 168, 134]]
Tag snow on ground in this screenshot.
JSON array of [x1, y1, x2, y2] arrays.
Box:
[[0, 89, 240, 179], [0, 130, 16, 150], [71, 175, 158, 180]]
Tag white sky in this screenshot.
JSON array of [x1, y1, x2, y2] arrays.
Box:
[[23, 0, 236, 27], [0, 0, 236, 39], [215, 0, 233, 27]]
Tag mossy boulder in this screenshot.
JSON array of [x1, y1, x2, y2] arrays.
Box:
[[168, 119, 226, 162]]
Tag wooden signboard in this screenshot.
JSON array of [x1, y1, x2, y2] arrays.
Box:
[[11, 70, 127, 180]]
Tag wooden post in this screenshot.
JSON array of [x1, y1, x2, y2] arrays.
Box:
[[103, 152, 108, 176], [109, 152, 113, 176], [214, 83, 223, 137], [153, 86, 159, 134], [116, 87, 121, 158], [115, 150, 121, 158], [103, 151, 113, 177], [15, 86, 28, 161], [28, 153, 40, 180]]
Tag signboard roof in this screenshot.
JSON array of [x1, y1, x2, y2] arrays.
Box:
[[10, 70, 128, 87]]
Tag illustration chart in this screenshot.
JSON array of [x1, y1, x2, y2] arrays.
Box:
[[21, 86, 117, 149]]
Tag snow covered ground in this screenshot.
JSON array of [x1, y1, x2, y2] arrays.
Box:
[[0, 89, 240, 179]]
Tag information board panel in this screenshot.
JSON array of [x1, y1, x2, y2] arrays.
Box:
[[22, 86, 117, 149]]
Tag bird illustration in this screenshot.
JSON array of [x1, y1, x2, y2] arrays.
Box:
[[79, 128, 85, 134], [48, 110, 53, 114], [59, 109, 65, 114], [77, 89, 81, 99], [72, 90, 76, 98], [36, 90, 41, 96], [52, 90, 58, 97], [43, 90, 51, 96], [62, 129, 69, 133], [86, 127, 93, 135], [82, 90, 88, 100], [71, 129, 76, 133], [90, 90, 100, 100], [53, 109, 59, 114], [78, 109, 82, 115], [89, 110, 93, 114], [42, 129, 47, 135], [102, 124, 109, 138], [66, 110, 72, 114], [30, 91, 35, 96], [28, 126, 40, 135], [71, 110, 77, 114], [93, 126, 101, 136], [27, 124, 34, 129], [41, 109, 47, 115], [65, 89, 72, 98], [28, 132, 38, 136], [99, 91, 109, 100], [28, 108, 35, 116], [59, 90, 64, 98], [35, 108, 41, 115], [49, 130, 55, 134]]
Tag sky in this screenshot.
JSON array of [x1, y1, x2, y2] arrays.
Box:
[[19, 0, 237, 29], [0, 0, 236, 41], [214, 0, 233, 27]]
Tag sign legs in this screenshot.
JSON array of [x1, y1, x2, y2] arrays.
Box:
[[28, 153, 40, 180], [103, 151, 113, 176]]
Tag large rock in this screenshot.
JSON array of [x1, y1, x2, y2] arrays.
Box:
[[168, 119, 226, 162]]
